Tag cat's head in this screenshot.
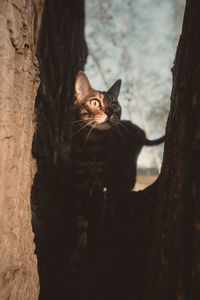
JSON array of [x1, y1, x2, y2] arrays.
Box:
[[74, 71, 122, 130]]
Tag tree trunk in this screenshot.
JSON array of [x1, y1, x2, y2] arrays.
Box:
[[145, 1, 200, 299], [32, 0, 87, 299], [0, 1, 41, 299], [32, 0, 200, 300]]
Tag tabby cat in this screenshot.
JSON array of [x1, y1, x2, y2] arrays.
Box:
[[70, 71, 164, 269]]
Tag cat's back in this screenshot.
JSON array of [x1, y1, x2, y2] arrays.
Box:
[[105, 120, 146, 192], [110, 120, 145, 152]]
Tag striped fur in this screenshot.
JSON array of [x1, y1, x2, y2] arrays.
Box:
[[70, 72, 164, 270]]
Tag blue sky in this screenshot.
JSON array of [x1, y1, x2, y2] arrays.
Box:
[[85, 0, 185, 168]]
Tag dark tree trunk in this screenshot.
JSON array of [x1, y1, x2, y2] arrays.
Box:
[[144, 1, 200, 299], [32, 0, 87, 299], [32, 0, 200, 300]]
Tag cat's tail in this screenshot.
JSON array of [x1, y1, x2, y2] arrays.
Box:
[[144, 135, 165, 146]]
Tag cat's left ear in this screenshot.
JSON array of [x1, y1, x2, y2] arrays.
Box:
[[75, 71, 92, 101], [107, 79, 122, 99]]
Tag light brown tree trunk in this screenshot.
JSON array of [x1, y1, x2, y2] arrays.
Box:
[[0, 1, 42, 299]]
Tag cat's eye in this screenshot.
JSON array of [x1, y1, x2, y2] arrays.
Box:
[[90, 99, 101, 107], [111, 102, 120, 112]]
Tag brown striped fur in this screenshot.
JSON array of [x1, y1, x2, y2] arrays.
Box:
[[70, 71, 164, 270]]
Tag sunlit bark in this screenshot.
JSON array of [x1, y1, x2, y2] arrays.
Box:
[[0, 0, 41, 299]]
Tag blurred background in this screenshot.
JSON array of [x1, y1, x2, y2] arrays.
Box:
[[85, 0, 185, 186]]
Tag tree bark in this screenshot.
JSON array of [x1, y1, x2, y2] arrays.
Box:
[[32, 0, 87, 299], [145, 1, 200, 299], [0, 1, 41, 299], [31, 0, 200, 300]]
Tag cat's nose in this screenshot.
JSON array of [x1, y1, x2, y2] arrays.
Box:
[[105, 109, 112, 117]]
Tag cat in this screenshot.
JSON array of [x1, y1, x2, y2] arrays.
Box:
[[69, 71, 164, 269], [72, 71, 164, 193]]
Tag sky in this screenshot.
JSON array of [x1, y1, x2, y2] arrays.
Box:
[[85, 0, 185, 168]]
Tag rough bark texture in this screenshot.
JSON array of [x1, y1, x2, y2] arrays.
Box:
[[31, 0, 200, 299], [0, 1, 41, 299], [145, 1, 200, 299], [32, 0, 87, 299], [31, 0, 155, 298]]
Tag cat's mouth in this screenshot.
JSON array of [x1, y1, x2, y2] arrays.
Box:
[[94, 121, 112, 130], [91, 115, 119, 130]]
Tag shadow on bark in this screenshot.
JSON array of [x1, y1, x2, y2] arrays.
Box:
[[31, 1, 157, 299], [32, 0, 200, 299]]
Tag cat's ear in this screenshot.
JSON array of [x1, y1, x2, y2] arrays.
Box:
[[107, 79, 122, 99], [75, 71, 92, 101]]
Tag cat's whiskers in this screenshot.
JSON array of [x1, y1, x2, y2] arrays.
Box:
[[73, 120, 95, 136], [84, 122, 95, 145], [94, 115, 108, 124], [74, 120, 84, 124], [74, 117, 92, 124]]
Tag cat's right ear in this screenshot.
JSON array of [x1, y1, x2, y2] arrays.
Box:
[[75, 71, 92, 102], [107, 79, 122, 99]]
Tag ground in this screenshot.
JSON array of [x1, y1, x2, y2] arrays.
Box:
[[134, 175, 157, 191]]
